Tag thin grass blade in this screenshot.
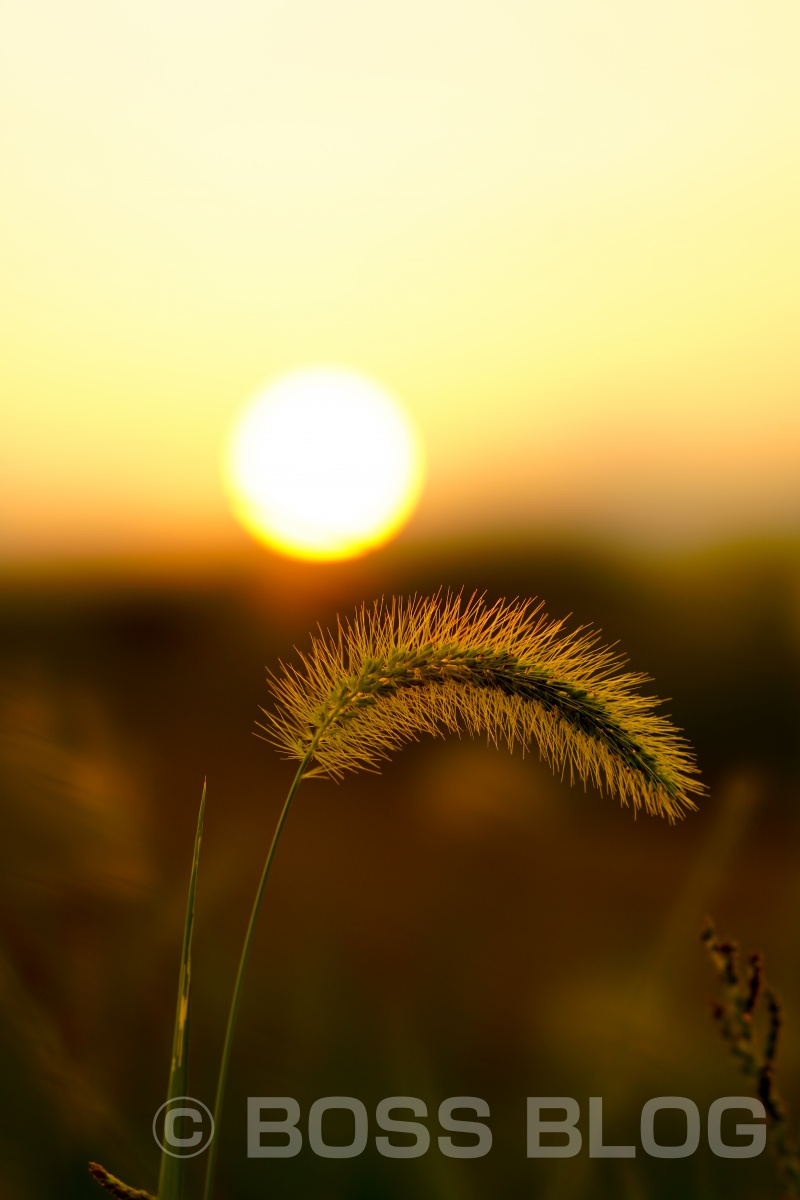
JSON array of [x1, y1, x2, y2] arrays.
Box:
[[157, 780, 206, 1200]]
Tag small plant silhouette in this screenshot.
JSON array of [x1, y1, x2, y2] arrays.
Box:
[[91, 592, 703, 1199], [702, 919, 800, 1197]]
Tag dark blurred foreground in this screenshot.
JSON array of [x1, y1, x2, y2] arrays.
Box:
[[1, 533, 799, 1199]]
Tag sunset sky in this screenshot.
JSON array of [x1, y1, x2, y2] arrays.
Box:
[[2, 0, 799, 563]]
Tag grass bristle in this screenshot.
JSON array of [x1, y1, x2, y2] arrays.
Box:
[[261, 592, 704, 820]]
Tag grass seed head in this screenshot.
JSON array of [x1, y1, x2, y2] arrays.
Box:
[[261, 592, 704, 820]]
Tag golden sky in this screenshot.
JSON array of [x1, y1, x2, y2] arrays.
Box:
[[2, 0, 799, 561]]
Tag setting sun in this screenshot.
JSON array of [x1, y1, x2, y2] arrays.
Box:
[[223, 368, 424, 561]]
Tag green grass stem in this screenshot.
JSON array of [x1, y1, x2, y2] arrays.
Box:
[[89, 784, 206, 1200], [157, 780, 206, 1200], [201, 750, 314, 1200]]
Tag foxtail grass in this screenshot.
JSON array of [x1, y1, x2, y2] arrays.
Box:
[[264, 592, 702, 818], [201, 592, 702, 1199], [90, 592, 703, 1199]]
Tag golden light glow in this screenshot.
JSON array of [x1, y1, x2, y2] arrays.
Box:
[[3, 1, 800, 561], [223, 368, 424, 561]]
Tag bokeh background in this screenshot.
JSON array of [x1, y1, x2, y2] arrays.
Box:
[[2, 2, 800, 1197]]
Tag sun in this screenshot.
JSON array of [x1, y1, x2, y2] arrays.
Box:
[[223, 367, 425, 561]]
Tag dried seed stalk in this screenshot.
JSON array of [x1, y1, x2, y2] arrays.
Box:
[[702, 920, 800, 1196]]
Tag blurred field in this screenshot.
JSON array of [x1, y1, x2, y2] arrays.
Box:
[[1, 533, 799, 1199]]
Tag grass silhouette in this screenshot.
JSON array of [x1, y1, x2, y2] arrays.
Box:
[[703, 920, 800, 1197]]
